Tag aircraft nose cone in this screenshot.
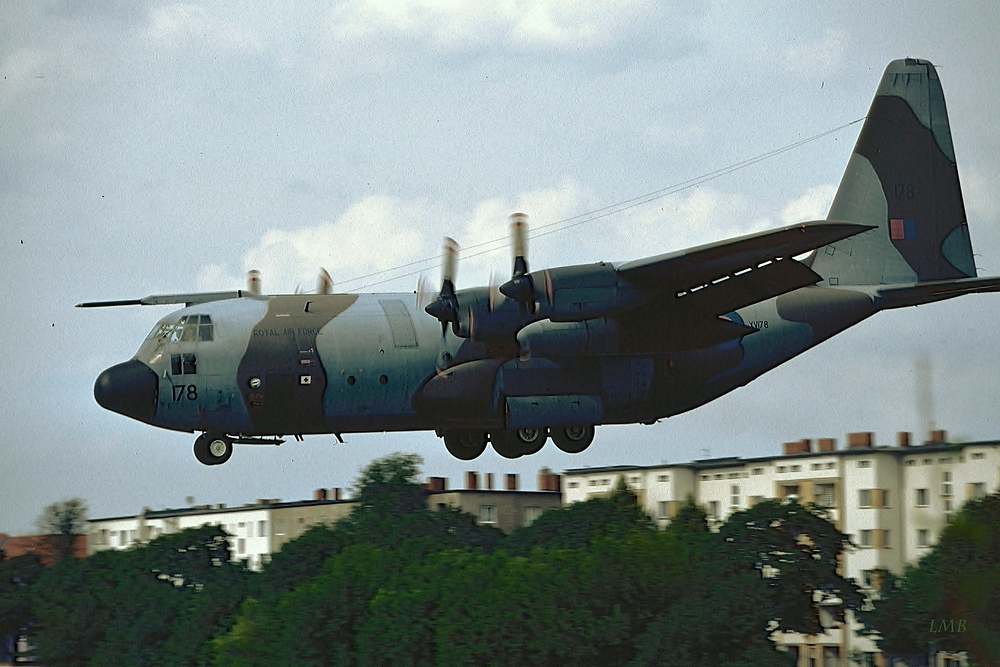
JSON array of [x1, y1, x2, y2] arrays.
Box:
[[94, 359, 158, 423]]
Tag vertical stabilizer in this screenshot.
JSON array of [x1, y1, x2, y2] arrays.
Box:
[[811, 59, 975, 286]]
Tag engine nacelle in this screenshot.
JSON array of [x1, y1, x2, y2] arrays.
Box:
[[451, 263, 649, 343], [516, 318, 620, 357]]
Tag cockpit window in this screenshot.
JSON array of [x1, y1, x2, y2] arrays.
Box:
[[164, 315, 214, 343]]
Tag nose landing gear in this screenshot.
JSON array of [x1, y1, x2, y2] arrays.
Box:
[[194, 432, 233, 466]]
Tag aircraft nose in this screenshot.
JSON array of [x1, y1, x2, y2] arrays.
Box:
[[94, 359, 158, 423]]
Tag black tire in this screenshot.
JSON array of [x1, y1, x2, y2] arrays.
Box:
[[551, 424, 595, 454], [194, 432, 233, 466], [515, 427, 547, 455], [490, 429, 523, 459], [443, 429, 487, 460]]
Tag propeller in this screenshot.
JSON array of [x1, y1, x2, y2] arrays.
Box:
[[499, 213, 535, 313], [416, 273, 434, 309], [488, 270, 502, 312], [424, 237, 461, 335], [317, 267, 333, 295]]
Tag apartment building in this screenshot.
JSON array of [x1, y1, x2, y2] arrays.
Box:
[[87, 470, 562, 570], [563, 430, 999, 667]]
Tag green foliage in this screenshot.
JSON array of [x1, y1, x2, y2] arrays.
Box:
[[0, 553, 43, 641], [352, 452, 427, 516], [16, 456, 868, 667], [863, 491, 1000, 664], [718, 498, 863, 635], [500, 477, 654, 554], [29, 525, 250, 666]]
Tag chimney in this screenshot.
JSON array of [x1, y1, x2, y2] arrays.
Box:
[[538, 468, 561, 492], [465, 471, 479, 490], [782, 439, 812, 456], [331, 488, 342, 501], [422, 477, 447, 492], [847, 432, 874, 448], [485, 473, 494, 490], [817, 438, 836, 452], [929, 429, 947, 443], [505, 473, 519, 491], [897, 432, 912, 447], [313, 488, 328, 501]]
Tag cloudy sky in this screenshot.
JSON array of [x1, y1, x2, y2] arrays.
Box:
[[2, 1, 999, 534]]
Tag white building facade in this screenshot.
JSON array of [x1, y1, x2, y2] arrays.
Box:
[[563, 432, 999, 667]]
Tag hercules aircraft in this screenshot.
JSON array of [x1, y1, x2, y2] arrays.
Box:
[[81, 59, 1000, 466]]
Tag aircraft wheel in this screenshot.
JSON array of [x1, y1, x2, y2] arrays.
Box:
[[515, 427, 547, 456], [443, 429, 487, 460], [551, 425, 595, 454], [194, 432, 233, 466], [490, 429, 523, 459]]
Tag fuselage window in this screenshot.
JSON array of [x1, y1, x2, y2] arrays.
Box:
[[171, 353, 197, 375], [171, 315, 214, 343]]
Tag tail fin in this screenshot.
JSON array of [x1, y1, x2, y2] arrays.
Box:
[[810, 58, 976, 286]]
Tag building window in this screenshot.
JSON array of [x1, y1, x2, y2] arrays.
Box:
[[916, 488, 928, 507], [524, 507, 543, 525], [858, 460, 871, 468], [777, 466, 787, 473], [790, 464, 801, 472], [905, 459, 916, 466], [479, 506, 496, 524], [971, 452, 985, 459], [275, 519, 284, 536], [811, 463, 822, 470], [814, 483, 835, 507], [749, 495, 764, 507], [918, 529, 929, 547], [942, 471, 952, 496], [882, 490, 890, 508], [258, 520, 267, 537], [859, 489, 872, 508], [970, 482, 986, 500], [568, 481, 579, 488], [860, 530, 872, 547], [730, 485, 740, 507], [883, 530, 890, 548], [781, 484, 799, 499], [922, 458, 932, 464], [944, 499, 953, 523], [237, 539, 245, 555], [752, 467, 764, 475], [656, 474, 669, 482], [708, 501, 720, 519]]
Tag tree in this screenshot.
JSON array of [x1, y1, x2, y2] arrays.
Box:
[[352, 452, 426, 516], [34, 498, 88, 561], [862, 492, 1000, 665], [29, 525, 250, 666]]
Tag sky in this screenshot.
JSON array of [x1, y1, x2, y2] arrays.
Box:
[[2, 1, 1000, 535]]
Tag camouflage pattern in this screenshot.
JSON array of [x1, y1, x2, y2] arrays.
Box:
[[87, 59, 1000, 464]]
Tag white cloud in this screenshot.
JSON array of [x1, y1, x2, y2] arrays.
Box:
[[240, 196, 434, 294], [779, 184, 836, 224], [329, 0, 675, 50], [612, 187, 771, 258], [145, 3, 264, 52]]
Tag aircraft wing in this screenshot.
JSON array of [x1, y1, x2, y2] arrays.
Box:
[[76, 291, 251, 308], [617, 220, 872, 289], [611, 220, 873, 350]]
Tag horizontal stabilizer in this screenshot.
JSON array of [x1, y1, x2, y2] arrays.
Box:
[[876, 276, 1000, 309], [618, 220, 872, 288], [76, 291, 251, 308]]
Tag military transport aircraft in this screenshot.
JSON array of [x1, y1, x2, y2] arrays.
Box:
[[80, 59, 1000, 466]]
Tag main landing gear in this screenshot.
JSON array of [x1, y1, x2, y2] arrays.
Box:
[[194, 432, 233, 466], [440, 425, 596, 460]]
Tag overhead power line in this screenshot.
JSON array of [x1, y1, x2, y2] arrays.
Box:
[[343, 117, 865, 293]]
